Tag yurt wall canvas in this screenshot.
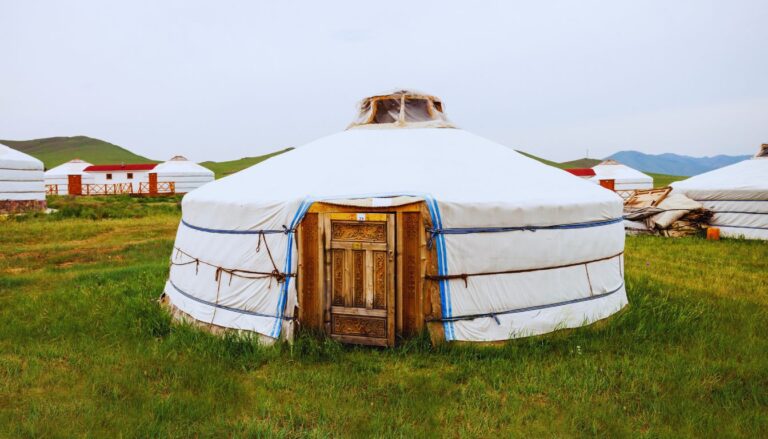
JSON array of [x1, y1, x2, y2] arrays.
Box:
[[591, 160, 654, 190], [162, 91, 628, 346], [0, 143, 46, 213], [671, 146, 768, 240], [154, 156, 215, 193]]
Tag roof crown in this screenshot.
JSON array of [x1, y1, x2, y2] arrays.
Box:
[[348, 90, 454, 129]]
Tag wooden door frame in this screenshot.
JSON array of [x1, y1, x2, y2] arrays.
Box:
[[296, 201, 440, 345]]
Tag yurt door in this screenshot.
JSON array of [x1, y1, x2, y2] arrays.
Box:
[[68, 174, 82, 196], [324, 213, 395, 347]]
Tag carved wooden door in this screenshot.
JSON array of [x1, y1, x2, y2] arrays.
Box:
[[324, 213, 395, 347]]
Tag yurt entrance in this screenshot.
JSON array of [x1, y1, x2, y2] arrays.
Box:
[[296, 201, 436, 347]]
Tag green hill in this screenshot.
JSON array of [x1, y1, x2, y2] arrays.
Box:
[[0, 136, 156, 170], [515, 150, 561, 167], [560, 157, 602, 168], [200, 148, 294, 178]]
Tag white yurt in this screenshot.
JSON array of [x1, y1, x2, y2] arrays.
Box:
[[153, 156, 215, 193], [44, 159, 94, 195], [671, 144, 768, 240], [591, 160, 654, 190], [162, 91, 627, 346], [0, 143, 46, 213]]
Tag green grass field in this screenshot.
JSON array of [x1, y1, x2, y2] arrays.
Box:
[[1, 198, 766, 437], [647, 172, 687, 188]]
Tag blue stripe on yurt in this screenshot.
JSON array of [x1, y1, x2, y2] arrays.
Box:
[[424, 196, 454, 341], [169, 280, 287, 320], [271, 199, 314, 338], [439, 281, 625, 322], [431, 217, 623, 235], [181, 219, 287, 235], [435, 200, 455, 341], [422, 197, 447, 339]]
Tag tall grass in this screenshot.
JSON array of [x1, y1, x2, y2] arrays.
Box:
[[0, 199, 766, 437]]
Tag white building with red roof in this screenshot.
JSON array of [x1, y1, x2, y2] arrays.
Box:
[[82, 163, 158, 185]]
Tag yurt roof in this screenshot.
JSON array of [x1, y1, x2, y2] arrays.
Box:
[[45, 159, 94, 176], [184, 111, 621, 230], [591, 160, 653, 183], [154, 156, 214, 176], [671, 145, 768, 200], [0, 143, 44, 171]]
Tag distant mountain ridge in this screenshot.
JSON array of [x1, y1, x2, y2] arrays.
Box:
[[607, 150, 751, 176]]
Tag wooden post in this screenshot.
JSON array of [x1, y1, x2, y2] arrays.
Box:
[[67, 175, 82, 195], [149, 173, 158, 195]]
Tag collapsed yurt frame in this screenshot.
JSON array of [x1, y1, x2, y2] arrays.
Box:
[[670, 143, 768, 240]]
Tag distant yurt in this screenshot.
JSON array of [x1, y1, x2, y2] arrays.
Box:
[[44, 159, 94, 195], [162, 91, 627, 346], [591, 160, 653, 190], [671, 144, 768, 240], [153, 156, 215, 193], [0, 143, 45, 213]]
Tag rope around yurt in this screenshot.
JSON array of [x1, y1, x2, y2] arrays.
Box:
[[169, 231, 295, 325]]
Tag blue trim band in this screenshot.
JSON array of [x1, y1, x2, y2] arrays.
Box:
[[168, 280, 291, 321], [271, 199, 314, 338], [181, 219, 289, 235], [423, 196, 454, 340], [437, 282, 625, 323], [430, 217, 623, 235]]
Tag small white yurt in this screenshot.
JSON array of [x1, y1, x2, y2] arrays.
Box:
[[0, 143, 46, 213], [591, 159, 654, 190], [153, 156, 215, 193], [162, 91, 627, 346], [671, 144, 768, 240], [44, 159, 94, 194]]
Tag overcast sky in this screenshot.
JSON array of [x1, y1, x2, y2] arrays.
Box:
[[1, 1, 766, 162]]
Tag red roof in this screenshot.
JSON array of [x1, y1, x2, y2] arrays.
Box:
[[83, 164, 157, 172], [564, 168, 596, 177]]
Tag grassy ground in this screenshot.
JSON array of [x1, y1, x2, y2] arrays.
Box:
[[1, 199, 766, 437]]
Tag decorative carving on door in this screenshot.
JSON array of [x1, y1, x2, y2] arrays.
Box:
[[325, 213, 395, 346]]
